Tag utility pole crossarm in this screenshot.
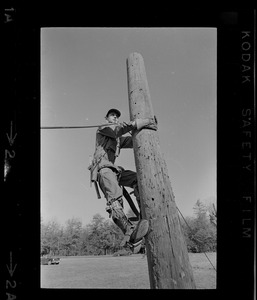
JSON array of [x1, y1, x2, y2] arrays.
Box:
[[127, 52, 196, 289]]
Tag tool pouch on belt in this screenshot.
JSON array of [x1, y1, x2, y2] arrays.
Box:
[[88, 156, 98, 183]]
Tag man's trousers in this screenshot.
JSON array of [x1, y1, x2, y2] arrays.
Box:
[[97, 167, 138, 203]]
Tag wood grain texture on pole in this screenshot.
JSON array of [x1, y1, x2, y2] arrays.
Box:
[[127, 52, 196, 289]]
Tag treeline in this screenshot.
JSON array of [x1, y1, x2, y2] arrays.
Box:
[[181, 199, 216, 253], [41, 199, 216, 256], [41, 214, 124, 256]]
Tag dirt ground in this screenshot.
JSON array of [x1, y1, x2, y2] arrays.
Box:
[[41, 252, 216, 289]]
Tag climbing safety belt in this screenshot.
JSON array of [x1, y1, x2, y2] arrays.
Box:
[[122, 186, 140, 221]]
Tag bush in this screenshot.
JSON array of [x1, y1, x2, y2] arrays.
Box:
[[113, 249, 132, 256], [180, 200, 217, 253]]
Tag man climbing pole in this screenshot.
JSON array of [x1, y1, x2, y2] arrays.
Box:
[[88, 108, 157, 252]]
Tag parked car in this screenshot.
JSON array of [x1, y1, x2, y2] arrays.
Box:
[[41, 256, 60, 265]]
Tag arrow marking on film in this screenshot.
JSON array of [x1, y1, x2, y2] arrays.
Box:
[[6, 251, 17, 277], [6, 121, 17, 146]]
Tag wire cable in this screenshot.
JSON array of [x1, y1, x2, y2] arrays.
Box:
[[177, 206, 217, 272], [40, 123, 115, 130]]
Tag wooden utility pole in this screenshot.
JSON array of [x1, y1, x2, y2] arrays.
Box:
[[127, 52, 196, 289]]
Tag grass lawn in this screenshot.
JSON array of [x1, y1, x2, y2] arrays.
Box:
[[41, 252, 216, 289]]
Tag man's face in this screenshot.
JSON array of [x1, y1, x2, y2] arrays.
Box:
[[106, 112, 119, 124]]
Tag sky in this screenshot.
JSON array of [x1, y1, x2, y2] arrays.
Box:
[[41, 28, 216, 227]]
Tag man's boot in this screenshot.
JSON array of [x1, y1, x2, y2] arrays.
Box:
[[108, 198, 148, 248], [110, 199, 135, 246], [129, 219, 149, 244]]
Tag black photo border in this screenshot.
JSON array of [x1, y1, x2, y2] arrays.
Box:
[[3, 7, 255, 299]]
